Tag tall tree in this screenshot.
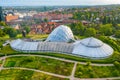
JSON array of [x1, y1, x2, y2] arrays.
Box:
[[3, 28, 17, 38], [100, 24, 113, 36], [84, 28, 96, 37]]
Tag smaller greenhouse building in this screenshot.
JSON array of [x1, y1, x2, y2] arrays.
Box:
[[72, 37, 113, 58]]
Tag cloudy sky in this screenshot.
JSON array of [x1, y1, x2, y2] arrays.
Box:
[[0, 0, 120, 6]]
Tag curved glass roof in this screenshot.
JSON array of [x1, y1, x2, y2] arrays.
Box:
[[72, 37, 114, 58], [80, 37, 103, 48], [10, 37, 114, 59], [10, 39, 74, 53], [46, 25, 74, 42]]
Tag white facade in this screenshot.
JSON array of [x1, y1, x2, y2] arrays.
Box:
[[72, 37, 113, 58], [46, 25, 74, 42]]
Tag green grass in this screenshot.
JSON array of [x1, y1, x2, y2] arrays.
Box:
[[4, 56, 74, 76], [27, 34, 48, 40], [0, 45, 17, 54], [0, 35, 9, 40], [29, 52, 120, 64], [0, 34, 48, 40], [0, 69, 69, 80], [0, 61, 2, 64], [75, 64, 120, 78]]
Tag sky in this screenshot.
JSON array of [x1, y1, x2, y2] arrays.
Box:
[[0, 0, 120, 6]]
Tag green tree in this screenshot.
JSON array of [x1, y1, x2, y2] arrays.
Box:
[[24, 26, 30, 34], [44, 18, 48, 22], [114, 61, 120, 69], [84, 28, 96, 37], [0, 21, 7, 26], [100, 24, 113, 36], [115, 30, 120, 38], [3, 27, 11, 34], [69, 22, 86, 35], [0, 29, 5, 37], [0, 42, 3, 49], [9, 28, 17, 38], [3, 28, 17, 38]]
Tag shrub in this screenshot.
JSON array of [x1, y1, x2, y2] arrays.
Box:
[[86, 61, 91, 66], [0, 42, 3, 49], [114, 61, 120, 69]]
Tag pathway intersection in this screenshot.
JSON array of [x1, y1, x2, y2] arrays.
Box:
[[0, 54, 119, 80]]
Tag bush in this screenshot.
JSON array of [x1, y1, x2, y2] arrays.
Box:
[[77, 72, 83, 76], [0, 29, 5, 37], [0, 42, 3, 49], [115, 30, 120, 38], [86, 61, 91, 66], [98, 36, 120, 52], [84, 28, 96, 37], [3, 28, 17, 38], [114, 61, 120, 69], [9, 29, 17, 38]]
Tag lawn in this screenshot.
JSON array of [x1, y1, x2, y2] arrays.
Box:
[[4, 56, 74, 76], [0, 69, 69, 80], [30, 52, 120, 64], [0, 45, 17, 54], [27, 34, 48, 40], [75, 64, 120, 78]]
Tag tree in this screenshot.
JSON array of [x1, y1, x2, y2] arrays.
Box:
[[3, 27, 11, 34], [24, 26, 30, 34], [22, 30, 26, 37], [44, 18, 48, 22], [115, 30, 120, 38], [0, 29, 5, 37], [86, 61, 91, 66], [3, 28, 17, 38], [114, 61, 120, 69], [100, 24, 113, 36], [0, 21, 7, 26], [9, 28, 17, 38], [0, 42, 3, 49], [69, 22, 86, 35], [84, 28, 96, 37]]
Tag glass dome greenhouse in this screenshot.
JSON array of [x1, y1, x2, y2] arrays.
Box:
[[46, 25, 74, 42], [72, 37, 114, 58]]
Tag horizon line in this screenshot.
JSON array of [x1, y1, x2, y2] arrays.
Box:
[[1, 4, 120, 7]]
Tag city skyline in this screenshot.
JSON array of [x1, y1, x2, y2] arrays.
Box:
[[0, 0, 120, 6]]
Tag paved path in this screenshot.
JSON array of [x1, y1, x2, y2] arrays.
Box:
[[70, 62, 77, 80], [4, 54, 114, 66], [0, 56, 6, 71], [3, 67, 70, 79], [74, 77, 120, 80], [0, 54, 120, 80]]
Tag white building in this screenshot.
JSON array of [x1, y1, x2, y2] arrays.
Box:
[[72, 37, 113, 58]]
